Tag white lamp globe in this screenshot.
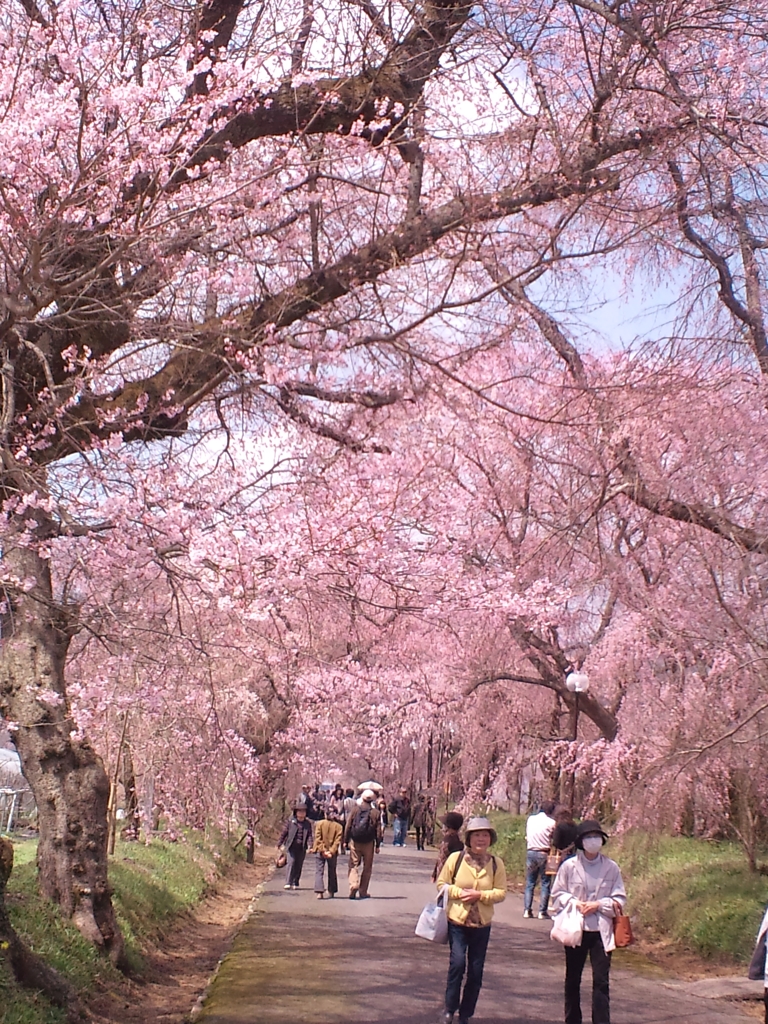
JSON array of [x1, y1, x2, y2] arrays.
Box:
[[566, 671, 590, 693]]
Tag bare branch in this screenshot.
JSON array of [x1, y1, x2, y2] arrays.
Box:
[[614, 440, 768, 555]]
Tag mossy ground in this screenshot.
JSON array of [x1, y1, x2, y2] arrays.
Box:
[[2, 830, 237, 1024]]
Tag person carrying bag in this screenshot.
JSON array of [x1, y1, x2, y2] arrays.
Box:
[[550, 819, 626, 1024], [748, 903, 768, 1024], [417, 849, 470, 944], [435, 817, 507, 1024]]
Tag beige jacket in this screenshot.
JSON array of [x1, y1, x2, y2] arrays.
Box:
[[311, 819, 342, 856]]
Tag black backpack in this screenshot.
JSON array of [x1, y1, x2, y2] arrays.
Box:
[[351, 806, 378, 843]]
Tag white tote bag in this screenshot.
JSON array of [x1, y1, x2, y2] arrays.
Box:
[[550, 902, 584, 947], [415, 884, 449, 944]]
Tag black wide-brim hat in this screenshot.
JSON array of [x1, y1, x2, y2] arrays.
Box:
[[575, 819, 610, 848]]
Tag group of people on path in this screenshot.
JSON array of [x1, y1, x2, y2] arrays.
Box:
[[278, 791, 627, 1024], [435, 810, 626, 1024], [277, 782, 437, 900], [522, 800, 579, 919]]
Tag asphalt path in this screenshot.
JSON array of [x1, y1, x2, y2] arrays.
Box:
[[198, 845, 753, 1024]]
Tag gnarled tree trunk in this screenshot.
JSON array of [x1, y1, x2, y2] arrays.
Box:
[[0, 507, 124, 965]]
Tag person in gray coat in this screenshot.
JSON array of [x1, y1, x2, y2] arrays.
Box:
[[551, 819, 626, 1024]]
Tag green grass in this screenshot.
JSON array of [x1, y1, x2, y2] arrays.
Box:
[[2, 830, 237, 1023], [488, 812, 768, 963], [488, 811, 528, 885], [619, 831, 768, 962]]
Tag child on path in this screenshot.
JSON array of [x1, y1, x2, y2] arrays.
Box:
[[312, 808, 343, 899]]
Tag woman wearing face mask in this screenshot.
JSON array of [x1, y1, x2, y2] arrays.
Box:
[[550, 819, 626, 1024]]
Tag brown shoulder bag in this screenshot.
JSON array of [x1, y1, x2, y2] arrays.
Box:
[[544, 847, 563, 875], [613, 901, 633, 947]]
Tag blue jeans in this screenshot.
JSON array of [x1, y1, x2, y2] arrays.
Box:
[[392, 817, 408, 846], [445, 922, 491, 1020], [524, 850, 551, 913]]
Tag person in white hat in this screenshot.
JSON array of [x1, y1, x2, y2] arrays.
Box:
[[436, 817, 507, 1024], [343, 789, 382, 899]]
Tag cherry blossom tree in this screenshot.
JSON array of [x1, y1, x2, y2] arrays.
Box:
[[2, 0, 768, 968]]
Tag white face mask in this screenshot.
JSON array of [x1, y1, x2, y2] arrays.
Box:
[[582, 836, 603, 854]]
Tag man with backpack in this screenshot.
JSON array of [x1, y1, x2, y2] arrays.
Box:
[[344, 789, 382, 899]]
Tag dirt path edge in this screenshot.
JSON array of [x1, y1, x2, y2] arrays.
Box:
[[88, 848, 276, 1024]]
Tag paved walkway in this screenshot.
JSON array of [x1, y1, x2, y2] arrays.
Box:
[[198, 846, 753, 1024]]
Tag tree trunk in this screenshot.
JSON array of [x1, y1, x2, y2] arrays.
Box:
[[121, 740, 140, 840], [0, 513, 125, 965]]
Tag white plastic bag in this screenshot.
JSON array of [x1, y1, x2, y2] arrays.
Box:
[[415, 885, 449, 944], [550, 902, 584, 947]]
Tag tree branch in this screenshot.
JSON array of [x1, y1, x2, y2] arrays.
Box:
[[163, 0, 475, 191], [614, 439, 768, 555]]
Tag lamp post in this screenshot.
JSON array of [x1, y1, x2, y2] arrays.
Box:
[[565, 671, 590, 810], [410, 739, 418, 794]]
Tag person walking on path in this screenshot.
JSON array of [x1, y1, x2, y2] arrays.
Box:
[[326, 783, 346, 825], [312, 807, 343, 899], [432, 811, 464, 881], [340, 788, 357, 853], [425, 797, 437, 847], [412, 793, 429, 850], [551, 819, 627, 1024], [377, 796, 389, 837], [436, 816, 507, 1024], [551, 806, 578, 861], [748, 902, 768, 1024], [389, 787, 411, 847], [344, 789, 382, 899], [277, 802, 315, 889], [524, 800, 556, 919]]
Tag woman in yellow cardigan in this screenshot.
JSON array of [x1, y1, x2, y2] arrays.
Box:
[[436, 817, 507, 1024]]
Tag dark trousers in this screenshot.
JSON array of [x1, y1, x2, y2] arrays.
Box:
[[314, 852, 338, 894], [415, 825, 426, 850], [286, 846, 306, 887], [445, 922, 491, 1020], [564, 931, 611, 1024]]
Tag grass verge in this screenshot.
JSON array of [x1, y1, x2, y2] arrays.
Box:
[[2, 831, 237, 1024], [489, 811, 768, 965]]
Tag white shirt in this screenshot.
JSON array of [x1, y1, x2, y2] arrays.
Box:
[[757, 906, 768, 986], [581, 854, 608, 931], [526, 811, 555, 851]]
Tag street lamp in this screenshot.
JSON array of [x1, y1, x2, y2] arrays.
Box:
[[565, 671, 590, 694], [564, 671, 589, 811], [565, 670, 590, 737], [410, 739, 418, 792]]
